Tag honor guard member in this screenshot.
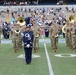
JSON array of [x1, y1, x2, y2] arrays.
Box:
[[31, 22, 41, 52], [11, 24, 21, 53], [71, 21, 76, 52], [49, 21, 60, 52], [22, 25, 34, 64]]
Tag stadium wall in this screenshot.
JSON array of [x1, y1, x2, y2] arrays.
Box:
[[0, 5, 76, 11]]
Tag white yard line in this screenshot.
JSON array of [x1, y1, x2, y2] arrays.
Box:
[[42, 35, 54, 75]]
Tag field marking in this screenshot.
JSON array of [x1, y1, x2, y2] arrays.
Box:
[[17, 54, 40, 58], [42, 36, 54, 75], [55, 54, 76, 58]]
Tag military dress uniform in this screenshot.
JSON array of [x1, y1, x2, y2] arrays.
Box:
[[49, 22, 60, 52], [22, 26, 34, 64]]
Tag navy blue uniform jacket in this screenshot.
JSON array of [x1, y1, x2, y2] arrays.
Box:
[[22, 31, 34, 47]]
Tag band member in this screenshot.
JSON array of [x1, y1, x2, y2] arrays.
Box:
[[17, 17, 26, 48], [22, 26, 34, 64], [49, 21, 60, 52], [11, 24, 21, 53], [71, 21, 76, 52], [31, 22, 41, 52], [2, 23, 10, 39], [65, 23, 72, 48], [68, 23, 73, 49], [62, 22, 69, 47]]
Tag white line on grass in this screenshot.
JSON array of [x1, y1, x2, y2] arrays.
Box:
[[42, 35, 54, 75]]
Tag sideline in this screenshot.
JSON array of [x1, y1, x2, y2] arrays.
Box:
[[42, 35, 54, 75]]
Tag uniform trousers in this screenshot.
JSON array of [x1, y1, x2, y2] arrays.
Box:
[[72, 37, 76, 50], [24, 47, 32, 64], [51, 37, 58, 50], [45, 32, 49, 37]]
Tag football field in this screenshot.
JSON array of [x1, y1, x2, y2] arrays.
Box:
[[0, 35, 76, 75]]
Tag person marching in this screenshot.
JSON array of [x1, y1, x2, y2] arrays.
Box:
[[62, 21, 69, 47], [22, 25, 34, 64], [62, 20, 74, 49], [2, 23, 10, 39], [17, 17, 26, 48], [71, 21, 76, 52], [68, 23, 73, 49], [49, 21, 60, 52], [31, 22, 41, 52], [11, 24, 21, 53]]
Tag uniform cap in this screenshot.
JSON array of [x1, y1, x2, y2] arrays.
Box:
[[26, 25, 31, 28]]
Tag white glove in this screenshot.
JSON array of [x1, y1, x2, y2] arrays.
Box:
[[21, 33, 24, 37], [55, 34, 59, 38], [26, 44, 30, 48]]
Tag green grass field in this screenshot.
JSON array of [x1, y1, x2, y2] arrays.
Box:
[[0, 36, 76, 75], [47, 43, 76, 75]]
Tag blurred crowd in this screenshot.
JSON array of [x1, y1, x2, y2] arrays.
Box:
[[0, 6, 76, 37]]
